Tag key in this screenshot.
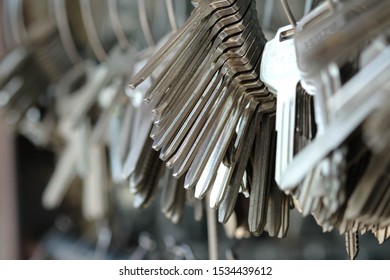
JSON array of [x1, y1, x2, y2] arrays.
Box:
[[160, 166, 179, 215], [293, 85, 317, 154], [141, 0, 269, 187], [122, 97, 156, 181], [189, 47, 264, 194], [42, 121, 87, 209], [288, 1, 376, 222], [148, 0, 258, 138], [42, 45, 135, 216], [142, 1, 260, 153], [343, 137, 390, 229], [130, 0, 240, 88], [150, 5, 256, 139], [168, 35, 268, 182], [184, 43, 267, 190], [67, 46, 135, 129], [207, 101, 259, 209], [373, 226, 390, 244], [293, 0, 345, 96], [160, 39, 258, 170], [131, 147, 163, 209], [218, 102, 263, 223], [304, 0, 390, 77], [0, 47, 49, 129], [248, 106, 279, 234], [281, 44, 390, 190], [122, 57, 156, 180], [260, 25, 300, 188]]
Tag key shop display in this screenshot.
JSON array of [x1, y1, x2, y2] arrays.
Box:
[[1, 0, 390, 260]]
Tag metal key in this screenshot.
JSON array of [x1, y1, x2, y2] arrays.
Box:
[[260, 25, 300, 189], [281, 45, 390, 189]]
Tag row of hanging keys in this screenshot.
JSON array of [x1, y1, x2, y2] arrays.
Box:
[[1, 0, 390, 260], [130, 0, 390, 259]]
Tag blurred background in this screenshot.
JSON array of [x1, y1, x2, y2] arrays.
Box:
[[1, 0, 390, 260]]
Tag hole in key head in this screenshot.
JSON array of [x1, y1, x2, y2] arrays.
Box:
[[280, 28, 295, 42]]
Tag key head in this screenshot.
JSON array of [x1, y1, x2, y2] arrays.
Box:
[[260, 25, 300, 97], [294, 1, 345, 94]]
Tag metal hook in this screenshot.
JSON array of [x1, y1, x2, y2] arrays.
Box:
[[137, 0, 155, 48], [80, 0, 108, 62], [165, 0, 178, 32], [108, 0, 131, 50], [280, 0, 297, 29], [52, 0, 82, 65], [3, 0, 28, 48], [304, 0, 314, 16]]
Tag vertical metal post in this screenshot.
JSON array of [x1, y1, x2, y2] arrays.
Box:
[[0, 116, 20, 259], [206, 194, 218, 260]]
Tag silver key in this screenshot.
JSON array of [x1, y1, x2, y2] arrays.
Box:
[[281, 45, 390, 189], [260, 25, 300, 188]]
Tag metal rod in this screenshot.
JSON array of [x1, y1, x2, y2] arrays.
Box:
[[53, 0, 82, 65], [206, 194, 218, 260], [138, 0, 155, 47], [80, 0, 108, 62], [280, 0, 297, 28], [108, 0, 131, 50], [0, 115, 20, 259]]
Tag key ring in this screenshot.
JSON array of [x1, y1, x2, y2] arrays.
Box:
[[137, 0, 155, 48], [2, 0, 28, 49], [108, 0, 131, 51], [80, 0, 108, 62], [51, 0, 82, 66], [280, 0, 297, 29]]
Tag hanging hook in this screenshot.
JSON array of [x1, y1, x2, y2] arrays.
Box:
[[52, 0, 82, 65], [108, 0, 130, 50], [165, 0, 178, 32], [3, 0, 28, 48], [137, 0, 155, 48], [280, 0, 297, 29], [80, 0, 108, 62]]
